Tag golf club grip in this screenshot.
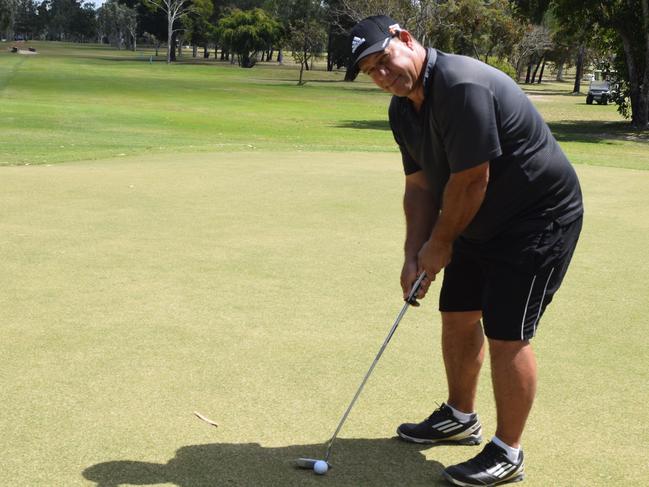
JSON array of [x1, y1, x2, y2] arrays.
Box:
[[406, 272, 427, 305]]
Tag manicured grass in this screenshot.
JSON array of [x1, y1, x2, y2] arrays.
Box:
[[1, 41, 647, 169], [1, 152, 648, 486], [1, 42, 648, 486], [0, 41, 391, 165]]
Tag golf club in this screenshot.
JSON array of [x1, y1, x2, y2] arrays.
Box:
[[295, 272, 427, 474]]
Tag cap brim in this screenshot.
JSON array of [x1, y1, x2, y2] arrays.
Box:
[[353, 37, 391, 67]]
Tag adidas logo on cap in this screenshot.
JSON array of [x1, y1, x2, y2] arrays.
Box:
[[351, 36, 365, 54]]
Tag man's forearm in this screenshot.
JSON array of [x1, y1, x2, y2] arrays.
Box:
[[404, 185, 438, 260], [430, 163, 489, 245]]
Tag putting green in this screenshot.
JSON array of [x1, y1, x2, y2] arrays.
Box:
[[1, 151, 648, 486]]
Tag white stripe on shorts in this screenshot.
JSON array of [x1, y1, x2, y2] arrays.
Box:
[[531, 267, 555, 337], [520, 275, 537, 340]]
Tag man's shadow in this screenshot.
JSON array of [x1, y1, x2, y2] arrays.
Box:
[[83, 437, 452, 486]]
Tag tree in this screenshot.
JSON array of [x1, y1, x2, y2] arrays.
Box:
[[181, 0, 212, 57], [425, 0, 523, 65], [335, 0, 524, 79], [72, 2, 98, 42], [98, 0, 137, 49], [143, 0, 194, 63], [510, 23, 552, 83], [289, 18, 326, 84], [13, 0, 43, 39], [34, 0, 96, 41], [553, 0, 649, 129], [216, 8, 281, 67], [0, 0, 18, 38], [322, 0, 355, 71], [286, 0, 326, 71], [133, 0, 167, 55]]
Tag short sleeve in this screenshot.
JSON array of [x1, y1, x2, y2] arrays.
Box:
[[389, 98, 422, 175], [438, 83, 502, 173]]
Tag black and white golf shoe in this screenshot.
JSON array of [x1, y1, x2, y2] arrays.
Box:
[[396, 403, 482, 445], [443, 441, 525, 486]]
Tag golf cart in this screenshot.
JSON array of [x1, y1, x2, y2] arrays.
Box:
[[586, 80, 615, 105]]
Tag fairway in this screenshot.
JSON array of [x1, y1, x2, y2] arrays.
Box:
[[1, 42, 648, 169], [1, 43, 649, 487]]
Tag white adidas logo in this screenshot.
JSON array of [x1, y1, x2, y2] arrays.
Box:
[[351, 36, 365, 54]]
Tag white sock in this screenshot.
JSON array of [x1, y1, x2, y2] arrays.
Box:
[[446, 403, 475, 423], [491, 435, 520, 463]]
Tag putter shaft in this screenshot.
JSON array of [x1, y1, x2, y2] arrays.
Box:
[[323, 272, 426, 462]]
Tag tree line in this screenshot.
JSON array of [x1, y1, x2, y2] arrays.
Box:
[[1, 0, 647, 128]]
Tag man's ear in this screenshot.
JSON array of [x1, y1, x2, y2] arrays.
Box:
[[397, 29, 415, 49]]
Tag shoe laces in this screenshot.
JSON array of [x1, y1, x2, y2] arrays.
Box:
[[426, 402, 450, 422], [470, 442, 508, 469]]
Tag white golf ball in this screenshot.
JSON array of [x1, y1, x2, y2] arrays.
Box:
[[313, 460, 328, 475]]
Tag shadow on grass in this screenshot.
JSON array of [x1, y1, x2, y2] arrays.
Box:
[[83, 438, 450, 487], [524, 89, 575, 96], [255, 77, 349, 83], [335, 119, 647, 146], [548, 120, 649, 144], [336, 120, 391, 131]]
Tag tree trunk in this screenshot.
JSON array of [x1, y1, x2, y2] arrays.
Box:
[[537, 59, 546, 83], [170, 32, 177, 62], [167, 12, 173, 63], [556, 61, 564, 81], [531, 55, 544, 83], [639, 0, 649, 128], [525, 61, 533, 84], [573, 45, 585, 94], [298, 62, 305, 85], [515, 50, 528, 82], [619, 28, 649, 129], [327, 24, 333, 71], [277, 49, 283, 64], [203, 46, 209, 58], [192, 45, 197, 57]]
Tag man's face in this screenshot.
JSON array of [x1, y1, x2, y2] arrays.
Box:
[[359, 37, 419, 97]]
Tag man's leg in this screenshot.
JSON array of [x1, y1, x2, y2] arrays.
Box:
[[489, 339, 536, 448], [442, 311, 484, 413], [396, 309, 484, 444]]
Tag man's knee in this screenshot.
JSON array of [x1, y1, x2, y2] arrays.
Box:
[[442, 311, 482, 329]]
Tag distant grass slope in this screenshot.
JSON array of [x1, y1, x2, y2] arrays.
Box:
[[1, 41, 647, 169]]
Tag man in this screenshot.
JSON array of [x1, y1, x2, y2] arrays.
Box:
[[349, 15, 583, 486]]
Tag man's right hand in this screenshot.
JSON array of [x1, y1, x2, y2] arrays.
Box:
[[401, 259, 430, 302]]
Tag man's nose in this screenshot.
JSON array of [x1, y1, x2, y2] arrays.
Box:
[[372, 66, 388, 80]]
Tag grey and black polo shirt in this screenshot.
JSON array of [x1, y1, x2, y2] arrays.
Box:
[[389, 48, 583, 241]]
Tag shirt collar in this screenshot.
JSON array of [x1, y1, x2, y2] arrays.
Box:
[[422, 48, 438, 92]]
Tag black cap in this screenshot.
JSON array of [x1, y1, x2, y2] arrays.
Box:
[[350, 15, 402, 68]]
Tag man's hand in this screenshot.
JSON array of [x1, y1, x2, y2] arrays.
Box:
[[401, 259, 431, 302], [417, 238, 453, 282]]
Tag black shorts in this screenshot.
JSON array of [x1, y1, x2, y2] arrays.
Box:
[[439, 216, 583, 341]]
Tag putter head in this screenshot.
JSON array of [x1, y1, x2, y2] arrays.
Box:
[[295, 458, 331, 469]]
